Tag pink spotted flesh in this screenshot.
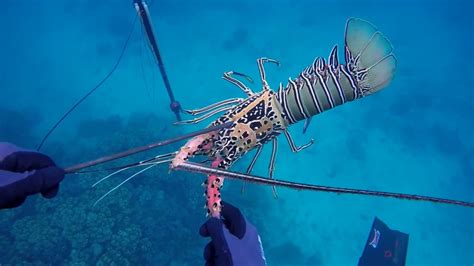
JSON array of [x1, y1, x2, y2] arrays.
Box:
[[207, 158, 224, 217], [171, 133, 212, 169], [171, 133, 224, 217]]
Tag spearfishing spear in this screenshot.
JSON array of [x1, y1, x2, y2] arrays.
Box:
[[37, 0, 181, 151], [134, 0, 182, 121], [64, 125, 474, 209]]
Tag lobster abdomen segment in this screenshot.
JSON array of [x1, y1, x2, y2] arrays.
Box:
[[277, 18, 397, 125]]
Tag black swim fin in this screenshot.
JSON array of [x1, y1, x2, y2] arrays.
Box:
[[358, 217, 409, 266]]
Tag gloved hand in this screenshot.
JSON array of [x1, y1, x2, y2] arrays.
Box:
[[0, 142, 65, 209], [200, 201, 266, 266]]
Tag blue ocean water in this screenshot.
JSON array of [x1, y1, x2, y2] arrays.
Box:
[[1, 0, 473, 264]]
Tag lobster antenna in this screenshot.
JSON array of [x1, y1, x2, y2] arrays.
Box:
[[91, 152, 176, 187], [134, 0, 182, 121], [36, 16, 138, 151], [176, 161, 474, 208], [92, 163, 159, 207], [64, 122, 233, 173]]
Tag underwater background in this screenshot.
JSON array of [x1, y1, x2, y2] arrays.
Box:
[[1, 0, 473, 265]]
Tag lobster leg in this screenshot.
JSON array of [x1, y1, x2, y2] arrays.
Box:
[[184, 98, 243, 116], [268, 138, 278, 198], [223, 71, 254, 96], [175, 106, 234, 125], [241, 139, 279, 199], [257, 57, 280, 91], [283, 129, 314, 152], [241, 144, 263, 194]]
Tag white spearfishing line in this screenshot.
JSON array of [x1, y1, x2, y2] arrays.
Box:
[[92, 159, 172, 207]]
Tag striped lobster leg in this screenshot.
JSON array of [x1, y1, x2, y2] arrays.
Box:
[[257, 57, 280, 91], [222, 71, 255, 96], [240, 140, 279, 199], [241, 144, 263, 193], [178, 98, 244, 125], [238, 130, 311, 199], [184, 98, 243, 115], [283, 129, 314, 152], [268, 138, 278, 198], [175, 105, 236, 124]]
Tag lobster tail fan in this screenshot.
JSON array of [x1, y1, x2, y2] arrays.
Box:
[[344, 18, 378, 62], [344, 18, 397, 95], [362, 54, 397, 93]]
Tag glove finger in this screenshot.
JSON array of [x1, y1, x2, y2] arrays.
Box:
[[200, 217, 223, 238], [203, 242, 215, 261], [199, 218, 231, 259], [41, 184, 59, 199], [0, 152, 55, 172], [37, 167, 65, 189], [24, 167, 65, 196], [221, 201, 246, 239]]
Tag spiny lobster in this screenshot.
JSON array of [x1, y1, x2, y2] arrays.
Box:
[[170, 18, 397, 217]]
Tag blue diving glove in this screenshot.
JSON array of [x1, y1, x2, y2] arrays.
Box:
[[199, 201, 266, 266], [0, 142, 65, 209]]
